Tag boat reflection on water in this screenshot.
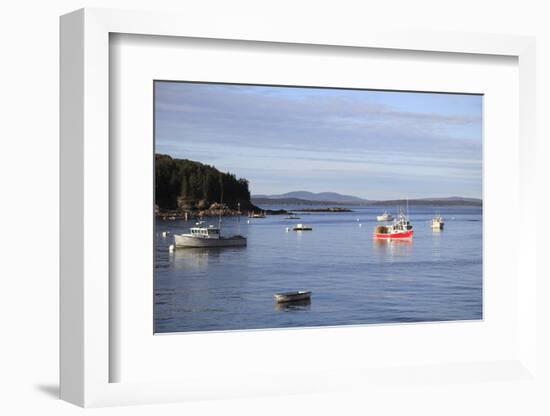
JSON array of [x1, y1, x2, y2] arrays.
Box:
[[372, 238, 413, 258], [171, 246, 245, 271], [274, 298, 311, 311], [430, 226, 443, 258]]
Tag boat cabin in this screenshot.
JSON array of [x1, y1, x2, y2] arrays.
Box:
[[431, 216, 444, 229], [396, 218, 413, 231], [189, 225, 221, 239]]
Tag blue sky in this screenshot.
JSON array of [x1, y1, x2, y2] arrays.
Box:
[[155, 81, 482, 200]]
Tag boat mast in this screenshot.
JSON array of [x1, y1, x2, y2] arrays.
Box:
[[218, 173, 223, 230], [237, 202, 241, 234]]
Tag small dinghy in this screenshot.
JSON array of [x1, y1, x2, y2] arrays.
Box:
[[274, 291, 312, 303], [292, 223, 312, 231]]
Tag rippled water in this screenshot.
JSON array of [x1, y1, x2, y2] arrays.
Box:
[[154, 206, 482, 333]]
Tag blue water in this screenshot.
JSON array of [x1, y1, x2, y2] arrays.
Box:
[[154, 206, 482, 333]]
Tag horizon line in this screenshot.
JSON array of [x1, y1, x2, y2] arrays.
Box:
[[251, 193, 482, 201]]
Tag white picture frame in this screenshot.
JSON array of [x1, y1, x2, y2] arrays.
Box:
[[60, 8, 537, 407]]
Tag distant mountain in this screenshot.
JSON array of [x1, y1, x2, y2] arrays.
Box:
[[431, 196, 482, 203], [252, 191, 482, 207], [252, 197, 348, 206], [367, 197, 482, 207], [252, 191, 369, 205]]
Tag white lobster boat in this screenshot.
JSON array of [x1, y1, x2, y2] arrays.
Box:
[[292, 223, 312, 231], [376, 211, 394, 222], [248, 211, 266, 218], [174, 221, 247, 248], [431, 215, 444, 230]]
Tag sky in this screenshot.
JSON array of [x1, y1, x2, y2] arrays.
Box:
[[155, 81, 482, 200]]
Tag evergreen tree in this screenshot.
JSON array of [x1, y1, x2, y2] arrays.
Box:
[[155, 154, 253, 211]]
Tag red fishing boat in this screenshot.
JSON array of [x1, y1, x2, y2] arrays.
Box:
[[373, 212, 413, 240]]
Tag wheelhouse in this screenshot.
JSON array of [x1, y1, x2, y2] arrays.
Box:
[[189, 226, 220, 239]]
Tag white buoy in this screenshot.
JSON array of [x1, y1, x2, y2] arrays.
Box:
[[285, 227, 290, 232], [356, 218, 360, 222], [359, 223, 362, 227], [169, 244, 174, 253], [247, 220, 250, 224], [162, 231, 168, 237]]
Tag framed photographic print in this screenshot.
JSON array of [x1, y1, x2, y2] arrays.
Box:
[[153, 81, 483, 334], [60, 8, 538, 408]]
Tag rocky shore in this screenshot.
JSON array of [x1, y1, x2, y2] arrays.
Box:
[[295, 207, 353, 212], [156, 201, 289, 219]]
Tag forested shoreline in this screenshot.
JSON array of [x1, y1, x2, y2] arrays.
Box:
[[155, 154, 259, 215]]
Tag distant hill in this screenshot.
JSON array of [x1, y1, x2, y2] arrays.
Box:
[[252, 191, 369, 205], [252, 197, 350, 206], [366, 197, 482, 207], [252, 191, 481, 207]]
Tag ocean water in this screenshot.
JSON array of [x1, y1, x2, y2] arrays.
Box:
[[154, 206, 482, 333]]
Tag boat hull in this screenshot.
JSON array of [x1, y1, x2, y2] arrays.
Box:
[[174, 234, 247, 248], [373, 230, 413, 239], [274, 291, 312, 303], [293, 223, 312, 231]]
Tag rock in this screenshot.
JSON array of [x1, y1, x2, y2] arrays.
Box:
[[177, 197, 195, 210], [209, 202, 226, 210]]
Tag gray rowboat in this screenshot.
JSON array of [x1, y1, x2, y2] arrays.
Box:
[[274, 291, 312, 303]]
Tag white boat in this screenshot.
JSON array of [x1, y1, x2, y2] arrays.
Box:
[[376, 211, 394, 222], [285, 213, 301, 219], [431, 215, 444, 230], [292, 223, 312, 231], [248, 211, 266, 218], [174, 221, 247, 248]]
